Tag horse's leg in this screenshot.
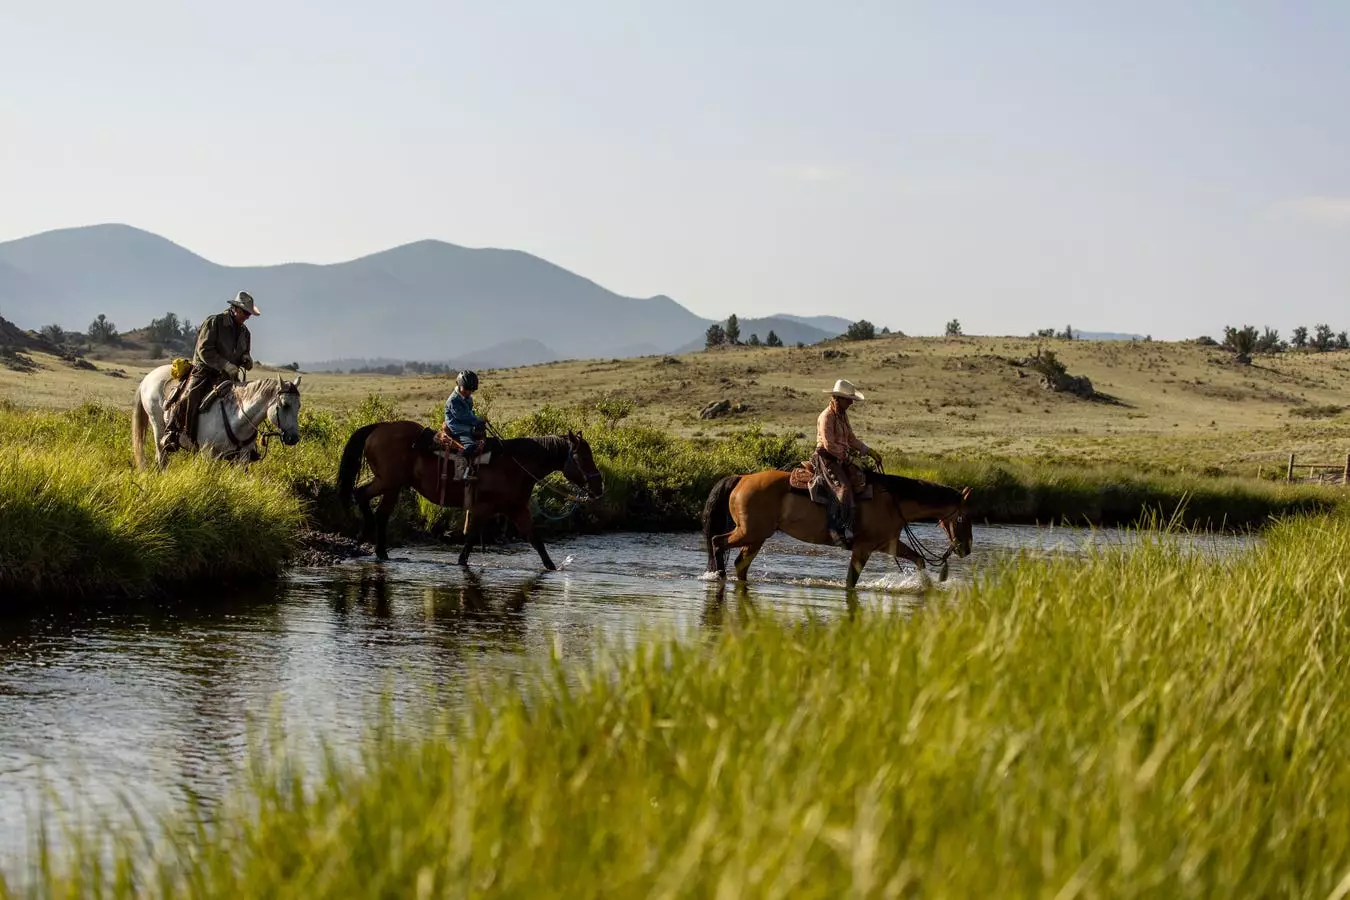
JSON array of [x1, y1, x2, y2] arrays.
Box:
[[510, 506, 556, 571], [374, 487, 400, 561], [712, 529, 746, 580], [352, 482, 379, 543], [733, 541, 764, 581], [847, 547, 875, 589], [892, 540, 927, 573], [715, 540, 733, 579]]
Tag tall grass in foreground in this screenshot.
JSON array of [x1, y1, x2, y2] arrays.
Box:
[[19, 512, 1350, 897]]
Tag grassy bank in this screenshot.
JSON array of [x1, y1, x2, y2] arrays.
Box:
[[0, 397, 1341, 599], [19, 510, 1350, 896], [0, 404, 304, 600], [893, 452, 1340, 529]]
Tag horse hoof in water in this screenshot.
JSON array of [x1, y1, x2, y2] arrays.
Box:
[[937, 560, 950, 583]]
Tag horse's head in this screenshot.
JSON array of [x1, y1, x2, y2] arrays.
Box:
[[938, 486, 974, 558], [562, 430, 605, 499], [268, 374, 303, 446]]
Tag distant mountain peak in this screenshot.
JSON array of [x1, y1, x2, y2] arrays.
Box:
[[0, 223, 860, 366]]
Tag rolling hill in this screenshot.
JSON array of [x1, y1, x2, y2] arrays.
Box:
[[0, 224, 849, 366]]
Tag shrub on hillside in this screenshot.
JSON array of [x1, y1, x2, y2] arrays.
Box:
[[845, 320, 876, 341]]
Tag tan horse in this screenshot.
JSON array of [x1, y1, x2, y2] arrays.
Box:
[[702, 470, 974, 588]]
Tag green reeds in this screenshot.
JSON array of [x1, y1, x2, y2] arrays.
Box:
[[0, 403, 303, 599], [15, 511, 1350, 896]]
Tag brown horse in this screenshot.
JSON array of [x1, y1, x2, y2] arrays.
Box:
[[702, 470, 974, 588], [336, 421, 604, 568]]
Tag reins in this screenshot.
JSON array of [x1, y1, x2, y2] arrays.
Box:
[[218, 382, 293, 461], [873, 462, 963, 567], [485, 423, 601, 520]]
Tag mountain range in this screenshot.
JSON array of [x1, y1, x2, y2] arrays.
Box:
[[0, 225, 848, 366]]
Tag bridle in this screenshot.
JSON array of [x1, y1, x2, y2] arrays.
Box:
[[221, 382, 299, 460], [486, 423, 604, 517], [871, 460, 966, 567]]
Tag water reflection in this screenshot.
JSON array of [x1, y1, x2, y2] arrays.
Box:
[[0, 524, 1254, 862]]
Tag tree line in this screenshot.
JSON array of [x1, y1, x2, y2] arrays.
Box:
[[39, 311, 198, 352], [1209, 324, 1349, 364], [704, 314, 890, 349]]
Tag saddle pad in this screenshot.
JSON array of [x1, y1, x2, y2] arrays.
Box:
[[788, 462, 815, 491]]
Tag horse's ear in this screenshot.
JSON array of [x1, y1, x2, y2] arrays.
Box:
[[276, 374, 284, 387], [294, 374, 303, 387], [962, 486, 972, 502]]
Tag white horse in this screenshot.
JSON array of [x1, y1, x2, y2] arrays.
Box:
[[132, 366, 303, 470]]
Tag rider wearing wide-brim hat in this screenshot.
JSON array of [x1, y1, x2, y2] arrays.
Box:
[[815, 379, 883, 549], [161, 291, 260, 452]]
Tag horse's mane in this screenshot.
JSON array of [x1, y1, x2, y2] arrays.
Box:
[[236, 378, 281, 404], [497, 434, 571, 459], [868, 471, 962, 507], [235, 376, 299, 405]]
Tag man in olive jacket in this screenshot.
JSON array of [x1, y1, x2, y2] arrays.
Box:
[[161, 291, 261, 451]]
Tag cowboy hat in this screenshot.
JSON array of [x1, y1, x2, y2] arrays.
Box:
[[823, 379, 865, 400], [228, 291, 261, 316]]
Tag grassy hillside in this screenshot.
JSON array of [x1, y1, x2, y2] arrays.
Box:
[[6, 334, 1349, 479]]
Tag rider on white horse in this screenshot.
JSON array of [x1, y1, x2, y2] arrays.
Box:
[[161, 291, 260, 452]]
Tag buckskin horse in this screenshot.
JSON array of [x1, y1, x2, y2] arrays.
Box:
[[702, 469, 974, 588], [336, 421, 604, 568], [133, 366, 303, 470]]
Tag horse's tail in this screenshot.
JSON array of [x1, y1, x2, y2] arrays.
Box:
[[702, 474, 742, 575], [132, 392, 149, 470], [337, 423, 381, 513]]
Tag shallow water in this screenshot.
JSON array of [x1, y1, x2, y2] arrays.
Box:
[[0, 523, 1253, 863]]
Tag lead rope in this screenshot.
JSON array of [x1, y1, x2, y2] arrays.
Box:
[[874, 459, 959, 567], [485, 423, 593, 518]]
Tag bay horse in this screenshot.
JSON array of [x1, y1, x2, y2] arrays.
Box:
[[702, 470, 974, 588], [133, 366, 303, 470], [336, 421, 604, 568]]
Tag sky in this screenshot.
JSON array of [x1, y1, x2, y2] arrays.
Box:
[[2, 1, 1348, 338]]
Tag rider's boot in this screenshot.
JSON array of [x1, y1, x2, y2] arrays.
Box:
[[827, 503, 852, 550], [160, 405, 183, 452]]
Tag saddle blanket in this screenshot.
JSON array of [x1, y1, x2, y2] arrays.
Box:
[[787, 461, 871, 505], [787, 460, 867, 492]]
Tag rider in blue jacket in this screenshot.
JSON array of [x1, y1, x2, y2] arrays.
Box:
[[445, 370, 488, 461]]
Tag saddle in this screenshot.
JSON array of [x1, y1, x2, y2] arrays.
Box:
[[787, 459, 872, 506], [162, 366, 236, 428], [427, 425, 493, 466]]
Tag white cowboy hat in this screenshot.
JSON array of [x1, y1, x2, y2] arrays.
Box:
[[823, 379, 865, 400], [228, 290, 261, 316]]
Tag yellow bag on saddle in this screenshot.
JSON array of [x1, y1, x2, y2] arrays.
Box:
[[171, 357, 192, 381]]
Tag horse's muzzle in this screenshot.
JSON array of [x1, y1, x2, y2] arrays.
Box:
[[282, 434, 300, 446]]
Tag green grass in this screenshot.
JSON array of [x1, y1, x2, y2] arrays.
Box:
[[16, 511, 1350, 896], [892, 452, 1340, 530], [0, 403, 304, 600]]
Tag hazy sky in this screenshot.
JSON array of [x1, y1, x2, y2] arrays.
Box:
[[3, 1, 1347, 337]]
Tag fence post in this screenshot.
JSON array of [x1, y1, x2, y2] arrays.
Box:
[[1287, 453, 1295, 483]]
